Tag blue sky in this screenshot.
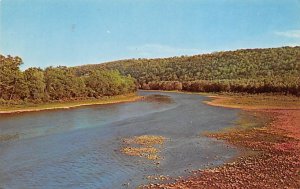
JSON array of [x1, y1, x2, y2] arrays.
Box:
[[1, 0, 300, 69]]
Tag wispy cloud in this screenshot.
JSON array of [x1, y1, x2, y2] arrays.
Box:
[[128, 44, 202, 58], [274, 30, 300, 38]]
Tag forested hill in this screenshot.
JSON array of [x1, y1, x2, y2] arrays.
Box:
[[76, 46, 300, 95], [0, 55, 137, 105]]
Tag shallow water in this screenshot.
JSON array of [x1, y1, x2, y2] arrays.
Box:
[[0, 91, 239, 189]]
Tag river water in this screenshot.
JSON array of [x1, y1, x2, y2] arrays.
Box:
[[0, 91, 239, 189]]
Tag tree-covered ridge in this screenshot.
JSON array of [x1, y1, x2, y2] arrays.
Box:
[[0, 55, 137, 104], [77, 46, 300, 95]]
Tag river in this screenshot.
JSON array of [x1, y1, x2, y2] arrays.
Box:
[[0, 91, 239, 188]]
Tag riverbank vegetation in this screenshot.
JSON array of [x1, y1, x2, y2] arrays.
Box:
[[0, 55, 137, 108], [0, 94, 140, 114], [77, 46, 300, 95]]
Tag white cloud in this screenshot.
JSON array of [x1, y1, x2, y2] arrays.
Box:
[[128, 44, 202, 58], [274, 30, 300, 38]]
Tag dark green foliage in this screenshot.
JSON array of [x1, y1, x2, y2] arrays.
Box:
[[77, 46, 300, 95], [0, 55, 137, 104], [44, 66, 86, 100], [0, 55, 29, 100], [85, 70, 136, 97], [24, 67, 46, 101]]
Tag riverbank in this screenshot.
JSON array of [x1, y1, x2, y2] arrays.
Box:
[[143, 93, 300, 188], [0, 93, 142, 114], [205, 93, 300, 110]]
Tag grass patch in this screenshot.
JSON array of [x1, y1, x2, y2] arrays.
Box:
[[121, 135, 166, 161], [124, 135, 165, 146], [122, 147, 159, 160], [0, 133, 19, 142]]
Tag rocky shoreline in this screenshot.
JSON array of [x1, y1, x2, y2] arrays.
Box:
[[142, 95, 300, 189]]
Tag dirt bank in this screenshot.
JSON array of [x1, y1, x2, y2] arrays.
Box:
[[0, 94, 142, 114]]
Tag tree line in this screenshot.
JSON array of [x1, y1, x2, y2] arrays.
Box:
[[2, 46, 299, 105], [77, 46, 300, 95], [140, 78, 299, 95], [0, 55, 137, 105]]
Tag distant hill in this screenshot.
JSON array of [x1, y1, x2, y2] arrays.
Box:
[[75, 46, 300, 95]]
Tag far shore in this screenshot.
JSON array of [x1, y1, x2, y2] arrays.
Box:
[[0, 94, 142, 114]]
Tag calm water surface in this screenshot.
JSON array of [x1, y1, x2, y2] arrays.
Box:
[[0, 91, 239, 189]]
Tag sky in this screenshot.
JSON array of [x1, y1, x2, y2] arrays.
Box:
[[1, 0, 300, 69]]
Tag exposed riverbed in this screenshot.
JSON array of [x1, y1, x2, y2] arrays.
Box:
[[0, 91, 239, 188]]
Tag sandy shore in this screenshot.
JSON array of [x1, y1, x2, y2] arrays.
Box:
[[0, 94, 142, 114], [143, 93, 300, 189], [204, 94, 300, 110]]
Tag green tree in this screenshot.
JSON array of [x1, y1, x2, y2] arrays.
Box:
[[24, 67, 46, 101], [0, 55, 29, 100]]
